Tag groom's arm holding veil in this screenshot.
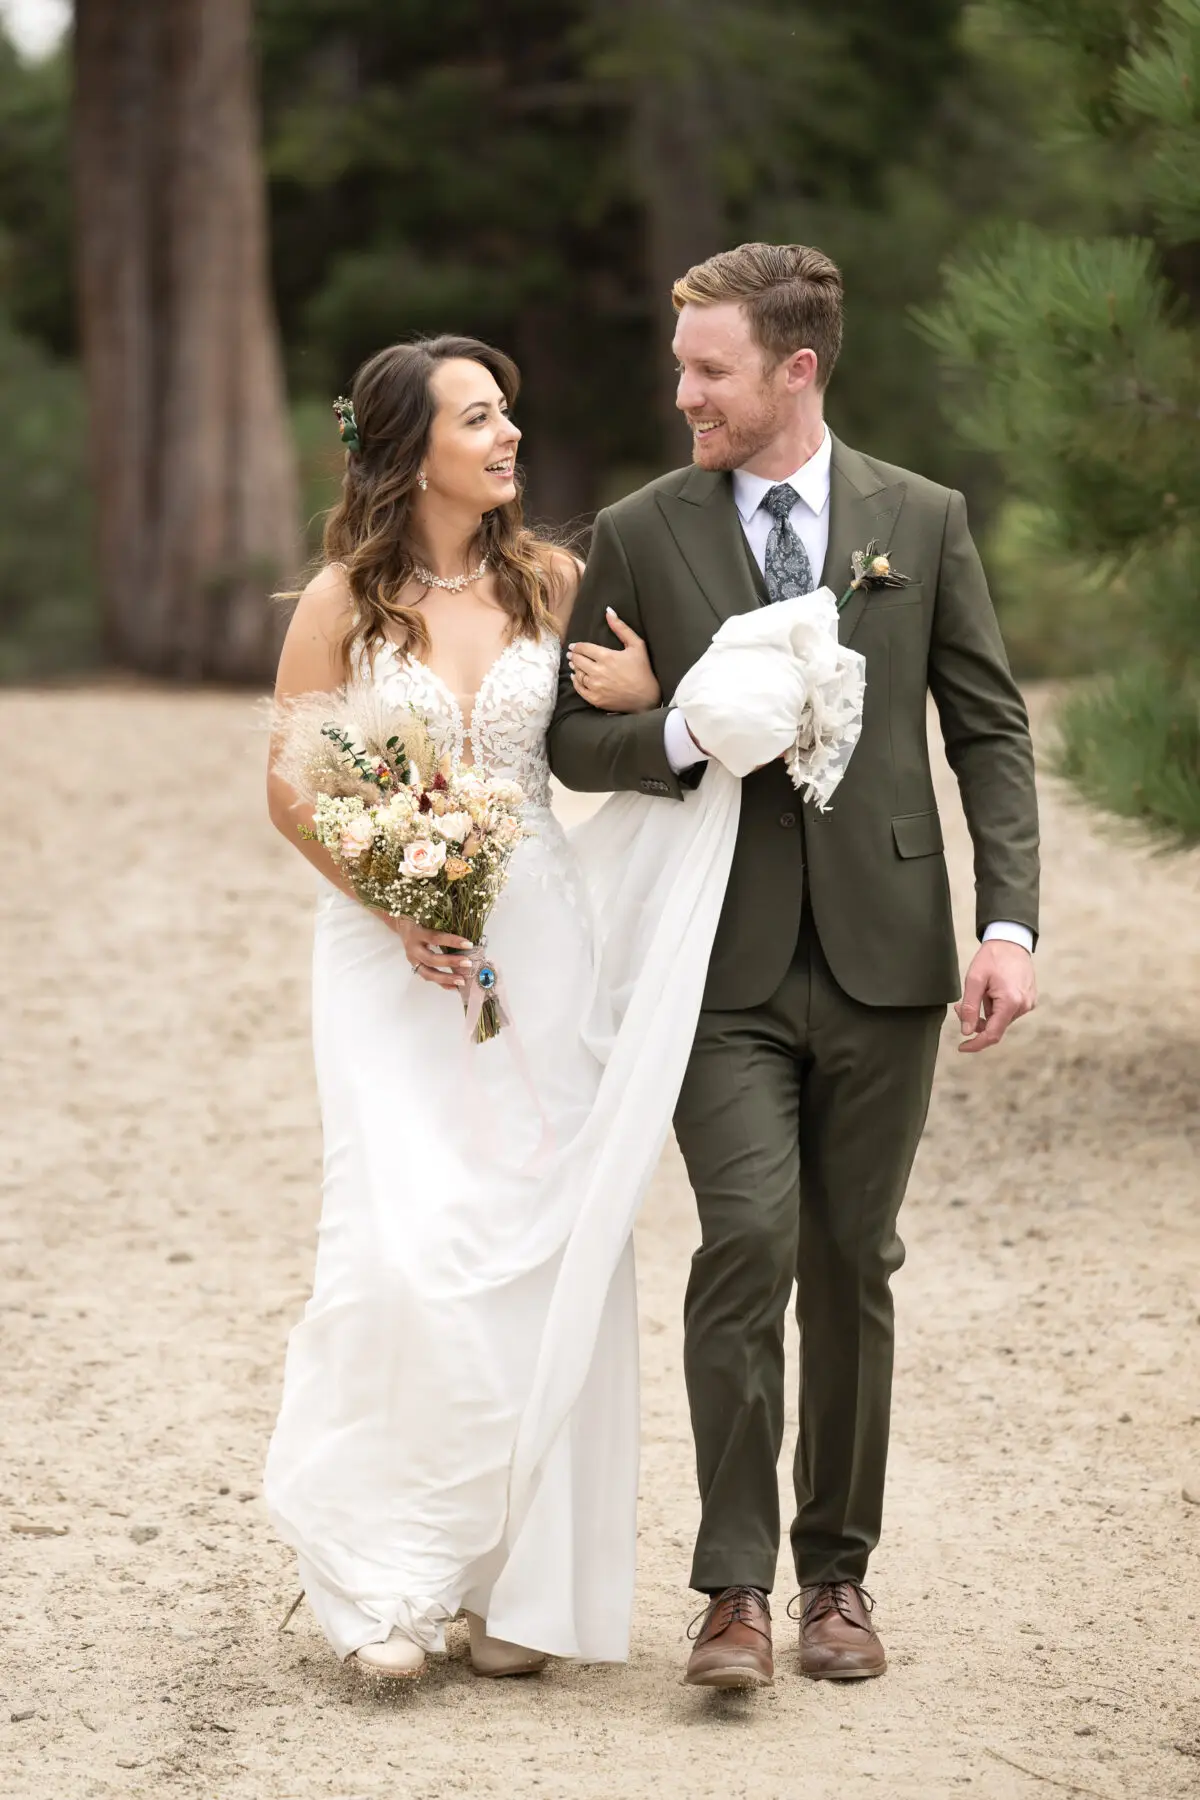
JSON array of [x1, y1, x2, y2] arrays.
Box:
[[548, 508, 690, 800]]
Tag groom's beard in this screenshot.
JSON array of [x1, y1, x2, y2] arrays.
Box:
[[688, 387, 785, 472]]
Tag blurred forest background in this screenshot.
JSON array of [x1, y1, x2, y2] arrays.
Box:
[[0, 0, 1197, 835]]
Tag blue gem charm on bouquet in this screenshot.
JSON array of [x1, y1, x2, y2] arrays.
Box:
[[461, 941, 507, 1043]]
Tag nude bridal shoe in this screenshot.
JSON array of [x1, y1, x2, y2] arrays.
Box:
[[465, 1611, 547, 1677], [352, 1632, 426, 1680]]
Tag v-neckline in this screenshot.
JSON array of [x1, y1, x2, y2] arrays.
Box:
[[384, 635, 523, 751]]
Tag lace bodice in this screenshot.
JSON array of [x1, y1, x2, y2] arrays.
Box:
[[362, 631, 560, 808]]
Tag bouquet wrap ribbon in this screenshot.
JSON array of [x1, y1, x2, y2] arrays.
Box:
[[461, 943, 513, 1038], [460, 943, 555, 1173]]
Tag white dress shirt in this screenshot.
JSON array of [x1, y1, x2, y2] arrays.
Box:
[[660, 429, 1033, 955], [731, 425, 834, 595]]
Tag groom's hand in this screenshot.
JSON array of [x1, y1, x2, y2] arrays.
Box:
[[955, 941, 1037, 1053]]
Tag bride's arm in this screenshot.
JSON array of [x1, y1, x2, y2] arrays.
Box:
[[544, 547, 660, 713], [267, 566, 365, 903], [547, 512, 683, 797], [267, 570, 472, 986]]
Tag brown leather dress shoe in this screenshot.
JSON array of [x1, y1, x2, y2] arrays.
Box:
[[685, 1585, 773, 1688], [792, 1582, 886, 1679]]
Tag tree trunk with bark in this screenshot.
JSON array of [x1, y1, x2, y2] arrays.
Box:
[[513, 300, 599, 532], [74, 0, 299, 680], [627, 0, 725, 466]]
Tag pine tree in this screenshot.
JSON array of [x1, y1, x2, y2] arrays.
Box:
[[920, 0, 1200, 841], [256, 0, 973, 524]]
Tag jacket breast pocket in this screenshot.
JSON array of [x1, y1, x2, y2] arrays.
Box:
[[892, 810, 944, 859], [867, 582, 924, 614]]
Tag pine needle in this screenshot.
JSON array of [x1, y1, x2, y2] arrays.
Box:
[[277, 1592, 304, 1633], [984, 1745, 1118, 1799]]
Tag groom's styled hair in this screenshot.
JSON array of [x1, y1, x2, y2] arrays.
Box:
[[671, 243, 844, 389]]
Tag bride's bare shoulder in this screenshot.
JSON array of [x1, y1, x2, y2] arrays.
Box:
[[295, 561, 354, 623], [539, 545, 585, 630], [276, 563, 356, 694]]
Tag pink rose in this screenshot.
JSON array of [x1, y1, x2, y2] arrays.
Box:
[[402, 839, 447, 879], [339, 814, 376, 861]]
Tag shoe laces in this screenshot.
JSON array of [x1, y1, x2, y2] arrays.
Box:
[[786, 1581, 875, 1631], [687, 1584, 771, 1642]]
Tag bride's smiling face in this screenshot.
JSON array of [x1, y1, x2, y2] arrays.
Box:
[[422, 358, 521, 513]]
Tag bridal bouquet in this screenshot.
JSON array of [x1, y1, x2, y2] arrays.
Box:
[[272, 690, 530, 1041]]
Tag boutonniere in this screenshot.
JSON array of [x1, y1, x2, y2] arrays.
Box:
[[837, 541, 912, 612]]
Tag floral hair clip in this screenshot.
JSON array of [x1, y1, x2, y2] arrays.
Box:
[[332, 395, 361, 452]]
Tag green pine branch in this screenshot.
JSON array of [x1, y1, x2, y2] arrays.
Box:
[[926, 0, 1200, 842]]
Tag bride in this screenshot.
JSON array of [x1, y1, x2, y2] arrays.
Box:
[[263, 336, 662, 1681]]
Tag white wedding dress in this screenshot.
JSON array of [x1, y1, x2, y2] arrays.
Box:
[[265, 594, 863, 1667]]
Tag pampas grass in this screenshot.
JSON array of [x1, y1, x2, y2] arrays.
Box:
[[268, 688, 439, 806]]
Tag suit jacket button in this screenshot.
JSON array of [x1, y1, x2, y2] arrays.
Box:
[[779, 811, 796, 829]]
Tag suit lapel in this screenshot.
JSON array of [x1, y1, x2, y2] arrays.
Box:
[[822, 438, 907, 647], [653, 440, 908, 643], [655, 467, 761, 630]]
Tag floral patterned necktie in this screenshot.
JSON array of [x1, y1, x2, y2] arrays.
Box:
[[761, 483, 814, 604]]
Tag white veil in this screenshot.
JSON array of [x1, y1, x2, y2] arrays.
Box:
[[505, 588, 864, 1527]]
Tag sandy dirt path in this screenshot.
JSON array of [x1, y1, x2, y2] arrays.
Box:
[[2, 684, 1198, 1800]]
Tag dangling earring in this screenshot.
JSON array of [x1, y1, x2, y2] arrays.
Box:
[[417, 471, 428, 491]]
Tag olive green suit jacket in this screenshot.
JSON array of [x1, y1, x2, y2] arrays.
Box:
[[546, 437, 1040, 1011]]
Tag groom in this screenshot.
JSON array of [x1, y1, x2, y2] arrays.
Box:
[[547, 243, 1039, 1686]]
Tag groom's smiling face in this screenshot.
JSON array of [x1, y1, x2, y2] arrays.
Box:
[[673, 302, 789, 472]]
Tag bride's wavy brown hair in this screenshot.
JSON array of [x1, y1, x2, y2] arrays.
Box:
[[322, 336, 569, 675]]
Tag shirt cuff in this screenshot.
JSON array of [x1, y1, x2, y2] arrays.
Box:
[[663, 708, 709, 774], [982, 921, 1035, 954]]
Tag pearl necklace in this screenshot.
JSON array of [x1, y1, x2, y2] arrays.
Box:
[[412, 555, 489, 593]]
